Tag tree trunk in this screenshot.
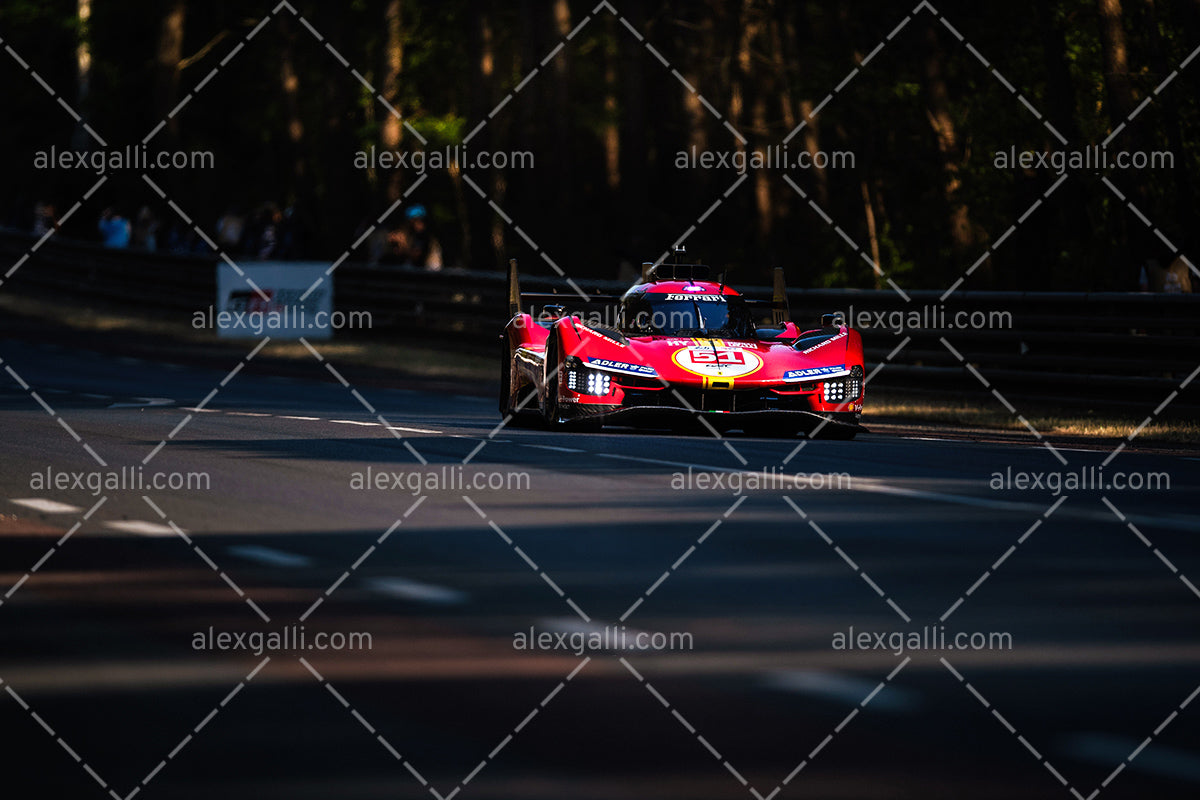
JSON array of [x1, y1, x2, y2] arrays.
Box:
[[861, 179, 883, 289], [1096, 0, 1136, 132], [603, 14, 620, 194], [381, 0, 405, 201], [923, 21, 977, 283], [279, 17, 304, 185], [153, 0, 186, 143], [71, 0, 92, 151], [1096, 0, 1142, 286], [467, 1, 497, 268]]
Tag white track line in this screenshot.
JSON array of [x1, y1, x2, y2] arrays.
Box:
[[762, 669, 918, 712], [108, 397, 174, 408], [103, 520, 178, 536], [590, 451, 1198, 530], [228, 545, 313, 568], [364, 577, 468, 605], [10, 498, 85, 514]]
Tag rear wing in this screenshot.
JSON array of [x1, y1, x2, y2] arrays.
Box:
[[507, 258, 623, 319], [739, 267, 791, 325], [507, 258, 790, 324]]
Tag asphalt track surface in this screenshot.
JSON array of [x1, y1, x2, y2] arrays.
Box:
[[1, 336, 1198, 799]]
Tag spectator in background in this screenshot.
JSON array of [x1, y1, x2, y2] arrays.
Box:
[[98, 207, 131, 248], [1140, 256, 1194, 294], [386, 204, 442, 270], [256, 204, 283, 259], [132, 206, 159, 251], [216, 205, 246, 252], [354, 213, 391, 267], [31, 202, 57, 237]]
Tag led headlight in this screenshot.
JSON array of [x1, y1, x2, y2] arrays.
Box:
[[846, 365, 863, 400], [584, 371, 611, 396], [565, 367, 610, 396], [823, 380, 846, 403]]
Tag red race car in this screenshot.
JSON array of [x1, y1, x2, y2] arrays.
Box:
[[499, 253, 865, 438]]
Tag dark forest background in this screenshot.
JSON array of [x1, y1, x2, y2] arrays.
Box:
[[2, 0, 1198, 290]]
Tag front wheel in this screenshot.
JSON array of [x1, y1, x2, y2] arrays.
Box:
[[543, 331, 565, 427], [543, 331, 603, 431]]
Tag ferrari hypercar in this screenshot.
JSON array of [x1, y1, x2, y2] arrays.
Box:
[[499, 254, 865, 438]]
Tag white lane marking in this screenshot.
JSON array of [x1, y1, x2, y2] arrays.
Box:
[[590, 451, 1199, 530], [109, 397, 175, 408], [365, 577, 468, 605], [80, 393, 112, 400], [386, 425, 443, 434], [225, 411, 272, 417], [103, 520, 178, 536], [280, 415, 321, 421], [1062, 733, 1200, 784], [10, 498, 85, 515], [330, 419, 379, 426], [762, 669, 918, 712], [181, 407, 221, 413], [228, 545, 313, 568], [520, 444, 586, 453], [539, 617, 653, 646]]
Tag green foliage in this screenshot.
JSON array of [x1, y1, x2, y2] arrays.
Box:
[[0, 0, 1193, 290]]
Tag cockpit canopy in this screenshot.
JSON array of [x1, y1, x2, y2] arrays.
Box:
[[619, 290, 755, 338]]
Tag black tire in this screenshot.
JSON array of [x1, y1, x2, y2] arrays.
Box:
[[499, 337, 512, 417], [499, 337, 543, 427], [542, 330, 603, 431], [543, 330, 564, 427]]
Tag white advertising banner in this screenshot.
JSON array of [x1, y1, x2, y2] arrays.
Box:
[[213, 262, 333, 340]]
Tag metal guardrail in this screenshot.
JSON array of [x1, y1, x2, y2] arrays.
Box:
[[2, 231, 1197, 411]]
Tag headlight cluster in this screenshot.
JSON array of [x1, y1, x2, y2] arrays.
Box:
[[566, 368, 611, 396], [822, 366, 864, 404]]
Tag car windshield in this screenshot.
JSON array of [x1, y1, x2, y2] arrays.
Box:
[[620, 292, 755, 338]]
